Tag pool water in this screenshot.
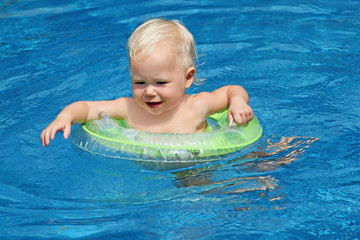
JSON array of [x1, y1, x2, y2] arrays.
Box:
[[1, 0, 359, 239]]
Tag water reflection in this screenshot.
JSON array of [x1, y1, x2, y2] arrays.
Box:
[[235, 136, 319, 172], [199, 176, 277, 195], [73, 135, 318, 208], [172, 136, 318, 209]]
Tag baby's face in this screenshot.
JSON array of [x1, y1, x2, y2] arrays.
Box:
[[130, 45, 192, 116]]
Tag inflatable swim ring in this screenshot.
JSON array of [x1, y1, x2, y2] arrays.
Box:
[[72, 109, 262, 162]]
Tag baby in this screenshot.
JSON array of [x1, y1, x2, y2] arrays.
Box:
[[41, 18, 253, 147]]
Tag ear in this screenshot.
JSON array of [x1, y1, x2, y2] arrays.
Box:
[[185, 67, 196, 88]]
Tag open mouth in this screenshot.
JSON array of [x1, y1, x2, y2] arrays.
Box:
[[146, 101, 163, 109]]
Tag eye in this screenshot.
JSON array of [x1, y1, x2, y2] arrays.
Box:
[[156, 81, 168, 85], [133, 81, 145, 85]]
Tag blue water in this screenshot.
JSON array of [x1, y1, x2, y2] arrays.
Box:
[[1, 0, 360, 239]]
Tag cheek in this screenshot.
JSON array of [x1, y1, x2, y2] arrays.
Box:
[[132, 86, 142, 97], [162, 86, 183, 101]]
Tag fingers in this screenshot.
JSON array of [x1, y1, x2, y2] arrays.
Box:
[[233, 114, 243, 125], [40, 129, 49, 147], [40, 120, 71, 147], [229, 108, 254, 127], [228, 111, 234, 127], [41, 128, 53, 147], [50, 126, 57, 141], [41, 128, 52, 147], [63, 122, 71, 139]]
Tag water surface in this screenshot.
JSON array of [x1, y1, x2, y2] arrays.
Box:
[[0, 0, 359, 239]]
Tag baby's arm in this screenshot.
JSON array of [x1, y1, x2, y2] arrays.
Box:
[[197, 85, 253, 126], [41, 101, 89, 147], [225, 85, 253, 126], [40, 98, 129, 147]]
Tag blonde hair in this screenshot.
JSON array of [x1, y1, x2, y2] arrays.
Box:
[[127, 18, 202, 84]]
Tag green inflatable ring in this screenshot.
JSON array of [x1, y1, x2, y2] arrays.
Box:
[[72, 109, 262, 162]]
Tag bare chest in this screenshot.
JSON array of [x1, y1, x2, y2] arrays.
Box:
[[127, 109, 206, 133]]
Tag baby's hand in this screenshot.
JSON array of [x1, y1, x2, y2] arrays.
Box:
[[228, 101, 253, 127], [40, 118, 72, 147]]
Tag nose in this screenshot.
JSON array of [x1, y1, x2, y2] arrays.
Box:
[[144, 84, 156, 96]]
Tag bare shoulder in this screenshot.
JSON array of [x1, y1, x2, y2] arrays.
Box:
[[186, 93, 208, 109], [100, 97, 135, 119], [185, 92, 215, 116], [187, 92, 213, 104], [189, 91, 225, 106], [112, 96, 133, 105], [187, 90, 229, 116]]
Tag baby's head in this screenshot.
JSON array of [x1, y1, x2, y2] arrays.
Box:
[[127, 18, 201, 84]]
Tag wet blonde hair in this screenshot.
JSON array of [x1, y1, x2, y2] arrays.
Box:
[[127, 18, 202, 84]]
